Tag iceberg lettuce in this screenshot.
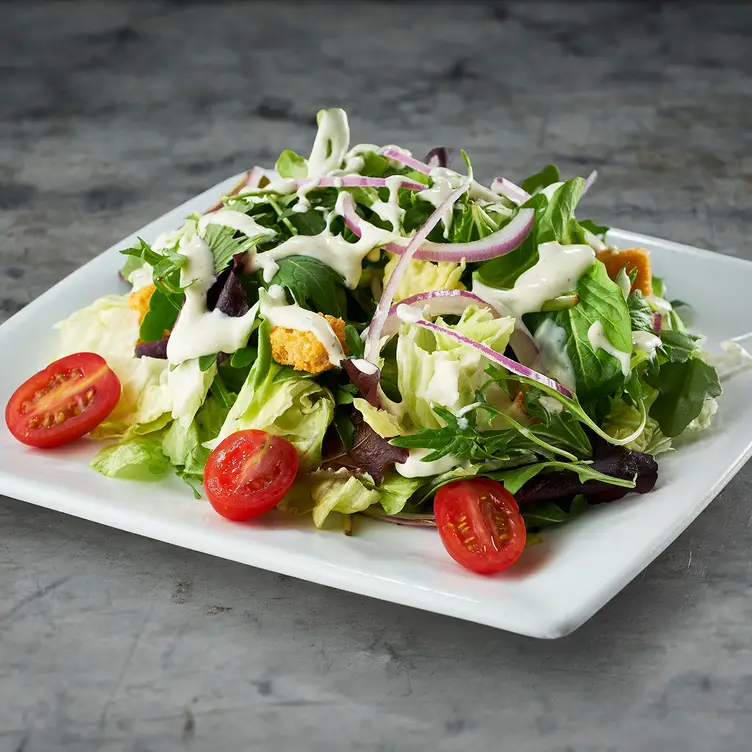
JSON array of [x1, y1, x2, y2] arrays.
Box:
[[383, 254, 465, 302]]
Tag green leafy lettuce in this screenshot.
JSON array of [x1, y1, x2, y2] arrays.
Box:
[[211, 322, 334, 470]]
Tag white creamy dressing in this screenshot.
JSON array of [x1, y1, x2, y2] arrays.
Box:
[[395, 448, 460, 478], [350, 358, 378, 375], [615, 267, 631, 299], [307, 108, 351, 177], [632, 330, 662, 356], [260, 285, 345, 366], [370, 175, 407, 231], [197, 209, 277, 242], [128, 265, 153, 291], [168, 358, 215, 427], [473, 241, 595, 320], [418, 167, 461, 238], [583, 228, 607, 252], [646, 295, 673, 313], [246, 192, 396, 287], [333, 142, 381, 175], [532, 318, 577, 394], [588, 321, 631, 376], [166, 235, 259, 364], [416, 352, 462, 408]]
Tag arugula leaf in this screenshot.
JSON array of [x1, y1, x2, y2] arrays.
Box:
[[139, 289, 181, 343], [578, 219, 610, 239], [521, 164, 560, 195], [488, 460, 636, 495], [201, 223, 263, 274], [537, 178, 586, 245], [646, 358, 721, 437], [628, 290, 654, 333], [120, 238, 186, 296], [275, 149, 308, 179], [549, 260, 632, 401], [270, 256, 348, 318]]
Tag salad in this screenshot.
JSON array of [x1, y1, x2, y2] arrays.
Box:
[[5, 108, 733, 575]]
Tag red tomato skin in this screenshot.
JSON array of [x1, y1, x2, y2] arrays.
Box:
[[5, 352, 121, 449], [434, 478, 527, 575], [204, 430, 299, 521]]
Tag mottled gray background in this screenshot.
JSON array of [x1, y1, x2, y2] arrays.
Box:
[[2, 1, 752, 750]]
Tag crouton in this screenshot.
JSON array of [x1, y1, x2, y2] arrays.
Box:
[[127, 284, 156, 325], [596, 247, 653, 297], [270, 315, 348, 374]]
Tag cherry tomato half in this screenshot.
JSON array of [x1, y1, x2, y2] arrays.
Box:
[[434, 478, 526, 575], [204, 430, 299, 521], [5, 352, 121, 449]]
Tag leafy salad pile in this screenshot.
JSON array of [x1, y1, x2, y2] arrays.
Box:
[[54, 108, 729, 539]]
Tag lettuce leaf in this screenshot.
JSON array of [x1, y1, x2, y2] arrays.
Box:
[[55, 294, 172, 438], [382, 254, 465, 302], [395, 306, 514, 429], [90, 435, 170, 480], [210, 322, 334, 470]]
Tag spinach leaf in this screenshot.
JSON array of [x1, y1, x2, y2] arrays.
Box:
[[198, 354, 217, 372], [537, 178, 586, 245], [270, 256, 348, 318], [551, 260, 632, 401], [287, 210, 327, 236], [521, 164, 560, 195], [140, 289, 181, 343], [646, 358, 721, 437], [275, 149, 308, 179], [628, 290, 654, 333]]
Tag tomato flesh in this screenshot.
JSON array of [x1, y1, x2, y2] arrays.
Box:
[[204, 430, 299, 521], [434, 478, 526, 574], [5, 352, 121, 448]]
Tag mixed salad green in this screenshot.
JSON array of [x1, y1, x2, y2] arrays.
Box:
[[54, 108, 728, 540]]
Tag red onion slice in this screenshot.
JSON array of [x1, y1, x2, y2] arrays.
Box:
[[363, 509, 437, 527], [379, 147, 432, 174], [287, 175, 426, 192], [205, 171, 252, 213], [246, 165, 267, 190], [404, 316, 573, 398], [341, 200, 535, 263], [652, 312, 663, 334], [490, 177, 531, 205], [582, 170, 598, 197], [363, 180, 472, 362]]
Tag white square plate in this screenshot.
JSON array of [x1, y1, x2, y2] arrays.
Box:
[[2, 174, 751, 639]]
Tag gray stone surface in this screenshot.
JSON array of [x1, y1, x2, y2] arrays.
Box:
[[1, 1, 752, 750]]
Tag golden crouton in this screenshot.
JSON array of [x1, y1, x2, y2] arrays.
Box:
[[270, 315, 348, 374], [596, 247, 653, 297], [127, 283, 156, 325]]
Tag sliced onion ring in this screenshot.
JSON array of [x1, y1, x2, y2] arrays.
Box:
[[380, 147, 431, 174], [403, 316, 573, 398], [287, 175, 426, 191], [490, 177, 531, 205], [582, 170, 598, 197], [363, 180, 471, 362], [341, 200, 535, 263], [652, 312, 663, 333]]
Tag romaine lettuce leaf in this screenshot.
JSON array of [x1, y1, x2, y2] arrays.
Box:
[[383, 254, 465, 302], [210, 322, 334, 470], [395, 306, 514, 429], [90, 435, 170, 480]]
